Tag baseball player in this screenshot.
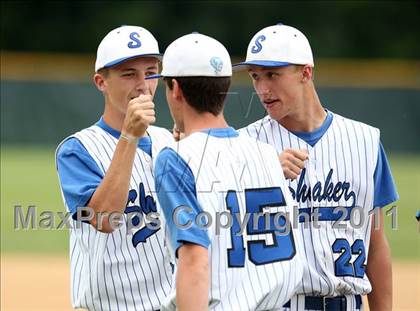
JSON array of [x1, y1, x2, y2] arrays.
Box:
[[234, 24, 399, 310], [56, 26, 173, 311], [150, 33, 304, 310]]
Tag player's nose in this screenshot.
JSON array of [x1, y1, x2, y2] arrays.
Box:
[[256, 84, 271, 97], [134, 73, 148, 94]]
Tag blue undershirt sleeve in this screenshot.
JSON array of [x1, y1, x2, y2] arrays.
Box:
[[154, 147, 210, 256], [56, 138, 103, 214], [373, 142, 399, 208]]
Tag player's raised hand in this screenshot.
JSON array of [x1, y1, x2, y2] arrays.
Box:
[[122, 94, 156, 139], [279, 148, 308, 180]]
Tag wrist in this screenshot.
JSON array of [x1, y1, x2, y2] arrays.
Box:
[[120, 132, 139, 144]]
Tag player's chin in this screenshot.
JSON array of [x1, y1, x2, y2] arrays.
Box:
[[267, 107, 288, 121], [263, 102, 278, 113]]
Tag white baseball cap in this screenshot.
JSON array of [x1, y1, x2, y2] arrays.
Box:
[[147, 32, 232, 79], [95, 25, 161, 72], [233, 23, 314, 71]]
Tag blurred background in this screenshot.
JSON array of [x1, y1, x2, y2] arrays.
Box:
[[1, 1, 419, 310]]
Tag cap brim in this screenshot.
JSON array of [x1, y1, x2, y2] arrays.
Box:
[[232, 60, 290, 71], [99, 53, 163, 71], [145, 74, 163, 80]]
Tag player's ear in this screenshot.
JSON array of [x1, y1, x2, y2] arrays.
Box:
[[301, 65, 313, 83], [93, 73, 106, 92], [172, 79, 184, 101]]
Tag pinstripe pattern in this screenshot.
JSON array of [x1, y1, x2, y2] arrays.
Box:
[[240, 112, 379, 305], [58, 125, 173, 311], [160, 132, 304, 311]]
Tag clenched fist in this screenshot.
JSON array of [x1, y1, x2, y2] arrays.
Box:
[[279, 148, 308, 180], [122, 95, 156, 138]]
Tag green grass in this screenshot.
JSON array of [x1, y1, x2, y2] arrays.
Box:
[[383, 154, 420, 260], [1, 146, 419, 259], [1, 146, 68, 253]]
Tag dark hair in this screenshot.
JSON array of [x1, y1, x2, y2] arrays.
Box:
[[164, 76, 231, 116]]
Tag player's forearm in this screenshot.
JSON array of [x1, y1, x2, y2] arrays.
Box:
[[88, 138, 137, 232], [367, 210, 393, 311], [176, 244, 209, 311], [367, 241, 392, 310]]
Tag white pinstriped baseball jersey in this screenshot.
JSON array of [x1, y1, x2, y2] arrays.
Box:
[[154, 128, 304, 311], [56, 121, 173, 311], [240, 111, 397, 301]]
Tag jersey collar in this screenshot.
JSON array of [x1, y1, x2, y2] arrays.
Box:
[[95, 117, 152, 156], [96, 117, 121, 139], [201, 127, 239, 138], [289, 110, 333, 147]]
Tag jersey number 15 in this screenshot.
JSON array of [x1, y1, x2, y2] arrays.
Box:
[[226, 187, 296, 267]]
